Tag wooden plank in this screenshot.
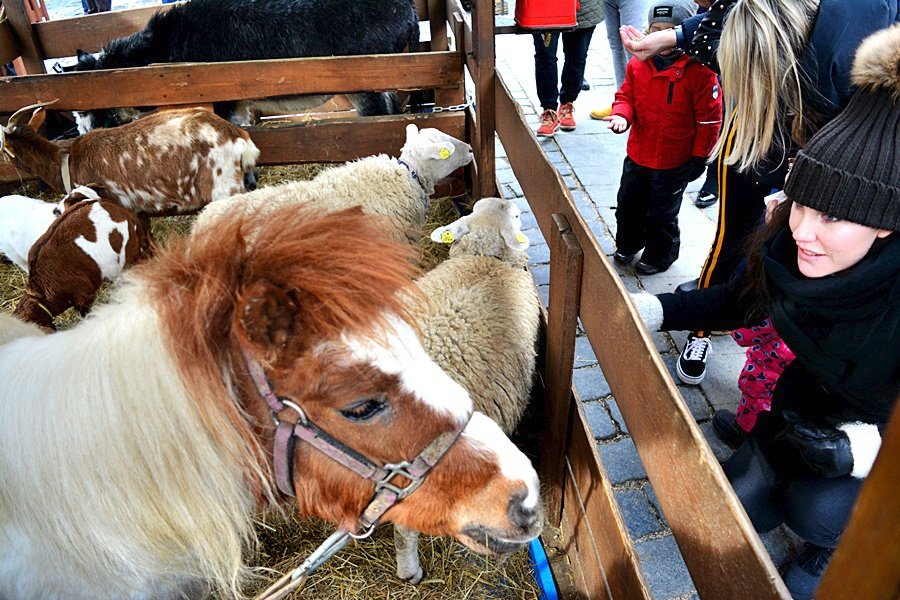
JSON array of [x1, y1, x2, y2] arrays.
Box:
[[1, 0, 43, 73], [37, 3, 431, 59], [428, 0, 449, 51], [0, 52, 462, 112], [562, 400, 651, 599], [0, 15, 19, 65], [817, 402, 900, 600], [35, 5, 175, 57], [247, 112, 464, 165], [470, 0, 495, 199], [494, 73, 790, 599], [540, 213, 583, 525]]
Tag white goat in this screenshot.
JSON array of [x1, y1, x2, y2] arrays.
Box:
[[395, 196, 542, 583], [193, 124, 473, 244], [0, 194, 62, 273]]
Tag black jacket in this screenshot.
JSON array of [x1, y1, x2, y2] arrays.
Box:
[[658, 228, 900, 430]]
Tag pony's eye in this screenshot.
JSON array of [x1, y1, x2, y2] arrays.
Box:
[[340, 398, 386, 421]]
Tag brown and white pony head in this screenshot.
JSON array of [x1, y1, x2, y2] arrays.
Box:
[[145, 206, 542, 572]]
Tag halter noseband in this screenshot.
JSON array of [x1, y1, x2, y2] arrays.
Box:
[[239, 344, 471, 531]]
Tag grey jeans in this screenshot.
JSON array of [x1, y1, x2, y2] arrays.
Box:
[[603, 0, 651, 88]]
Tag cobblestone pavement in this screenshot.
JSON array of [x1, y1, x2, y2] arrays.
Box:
[[493, 27, 801, 599]]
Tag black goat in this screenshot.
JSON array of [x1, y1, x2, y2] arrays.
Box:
[[73, 0, 420, 132]]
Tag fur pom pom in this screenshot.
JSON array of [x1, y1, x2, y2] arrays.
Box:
[[852, 23, 900, 100]]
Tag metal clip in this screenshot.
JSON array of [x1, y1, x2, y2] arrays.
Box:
[[376, 461, 425, 499]]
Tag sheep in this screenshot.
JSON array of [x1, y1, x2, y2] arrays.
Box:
[[72, 0, 420, 130], [12, 192, 150, 331], [0, 193, 62, 273], [193, 124, 474, 244], [394, 196, 542, 583], [1, 102, 260, 218]]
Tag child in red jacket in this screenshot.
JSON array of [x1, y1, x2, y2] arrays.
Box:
[[604, 0, 721, 275]]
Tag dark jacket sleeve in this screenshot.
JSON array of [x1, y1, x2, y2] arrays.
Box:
[[657, 269, 758, 332], [681, 0, 736, 74]]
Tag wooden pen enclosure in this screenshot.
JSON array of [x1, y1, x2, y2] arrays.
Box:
[[1, 0, 897, 598]]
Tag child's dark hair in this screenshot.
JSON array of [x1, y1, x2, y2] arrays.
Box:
[[741, 200, 792, 319]]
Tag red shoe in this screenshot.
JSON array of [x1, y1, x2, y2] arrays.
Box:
[[536, 109, 559, 137], [558, 102, 576, 131]]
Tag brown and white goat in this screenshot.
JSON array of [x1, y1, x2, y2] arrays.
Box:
[[12, 194, 149, 331], [0, 102, 260, 216]]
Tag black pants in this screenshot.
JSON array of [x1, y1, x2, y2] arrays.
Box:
[[532, 27, 595, 111], [724, 437, 862, 548], [615, 157, 687, 270]]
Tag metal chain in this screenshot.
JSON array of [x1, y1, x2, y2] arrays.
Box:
[[406, 92, 474, 114]]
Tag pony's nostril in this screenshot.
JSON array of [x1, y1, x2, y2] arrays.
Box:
[[508, 492, 540, 529]]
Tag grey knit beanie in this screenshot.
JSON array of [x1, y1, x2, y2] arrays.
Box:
[[647, 0, 696, 27], [785, 24, 900, 231]]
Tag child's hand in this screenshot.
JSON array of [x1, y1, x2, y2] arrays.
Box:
[[603, 115, 628, 133]]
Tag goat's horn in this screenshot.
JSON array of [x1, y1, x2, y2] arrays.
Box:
[[8, 98, 60, 126]]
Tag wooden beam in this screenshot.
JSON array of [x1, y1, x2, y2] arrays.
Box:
[[34, 4, 175, 57], [561, 400, 651, 599], [817, 401, 900, 600], [1, 0, 43, 73], [247, 112, 464, 165], [428, 0, 449, 51], [0, 15, 18, 65], [0, 52, 462, 112], [540, 213, 583, 525], [494, 73, 790, 599], [470, 0, 495, 199]]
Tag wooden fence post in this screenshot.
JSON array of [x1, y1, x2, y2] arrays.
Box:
[[470, 0, 496, 199], [540, 213, 583, 526], [1, 0, 44, 74]]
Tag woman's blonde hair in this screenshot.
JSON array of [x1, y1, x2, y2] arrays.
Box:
[[715, 0, 819, 172]]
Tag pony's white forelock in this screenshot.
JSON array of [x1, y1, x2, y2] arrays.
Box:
[[0, 281, 258, 599]]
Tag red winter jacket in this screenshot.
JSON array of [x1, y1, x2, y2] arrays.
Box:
[[612, 54, 722, 170]]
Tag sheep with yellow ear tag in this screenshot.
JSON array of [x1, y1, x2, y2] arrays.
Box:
[[395, 196, 541, 583]]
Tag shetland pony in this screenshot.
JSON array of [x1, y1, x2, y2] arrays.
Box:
[[0, 206, 542, 600]]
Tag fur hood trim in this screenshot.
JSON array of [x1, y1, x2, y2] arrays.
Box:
[[852, 23, 900, 100]]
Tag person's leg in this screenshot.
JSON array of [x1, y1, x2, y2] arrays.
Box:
[[722, 438, 785, 533], [776, 475, 863, 599], [614, 157, 651, 260], [559, 26, 595, 105], [603, 0, 627, 89], [695, 154, 719, 207], [533, 32, 561, 111], [637, 167, 685, 273]]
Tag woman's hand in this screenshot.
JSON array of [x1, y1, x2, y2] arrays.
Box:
[[619, 25, 678, 61], [603, 115, 628, 133]]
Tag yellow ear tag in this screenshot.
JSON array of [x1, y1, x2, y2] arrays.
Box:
[[439, 148, 451, 160], [515, 232, 528, 244], [440, 230, 455, 244]]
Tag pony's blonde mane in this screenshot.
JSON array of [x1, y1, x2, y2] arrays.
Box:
[[0, 285, 255, 599]]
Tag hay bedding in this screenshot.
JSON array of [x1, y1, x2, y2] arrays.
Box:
[[0, 169, 540, 599]]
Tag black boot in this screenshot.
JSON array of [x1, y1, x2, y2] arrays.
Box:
[[782, 544, 834, 600], [712, 409, 747, 449]]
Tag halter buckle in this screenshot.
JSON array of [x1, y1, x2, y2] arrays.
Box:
[[272, 398, 308, 427], [376, 461, 424, 499]]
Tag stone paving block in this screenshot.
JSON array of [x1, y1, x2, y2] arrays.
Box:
[[520, 210, 538, 232], [676, 385, 713, 421], [615, 489, 664, 539], [699, 421, 734, 464], [644, 484, 668, 528], [760, 528, 793, 569], [650, 331, 672, 354], [583, 400, 617, 440], [607, 399, 628, 435], [537, 284, 549, 308], [526, 242, 550, 265], [574, 335, 598, 369], [598, 438, 647, 484], [506, 180, 524, 197], [528, 263, 549, 287], [586, 220, 616, 255], [570, 190, 597, 220], [563, 174, 579, 190], [572, 365, 611, 401], [515, 197, 532, 214], [496, 167, 515, 185], [634, 535, 696, 599]]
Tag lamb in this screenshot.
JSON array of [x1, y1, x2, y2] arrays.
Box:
[[1, 102, 260, 217], [394, 196, 542, 583], [72, 0, 420, 130], [12, 189, 150, 331], [0, 192, 61, 272], [193, 124, 473, 244]]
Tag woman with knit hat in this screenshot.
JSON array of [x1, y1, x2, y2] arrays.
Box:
[[630, 24, 900, 599]]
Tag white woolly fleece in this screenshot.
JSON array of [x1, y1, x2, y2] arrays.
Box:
[[630, 293, 664, 332], [838, 422, 882, 479]]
